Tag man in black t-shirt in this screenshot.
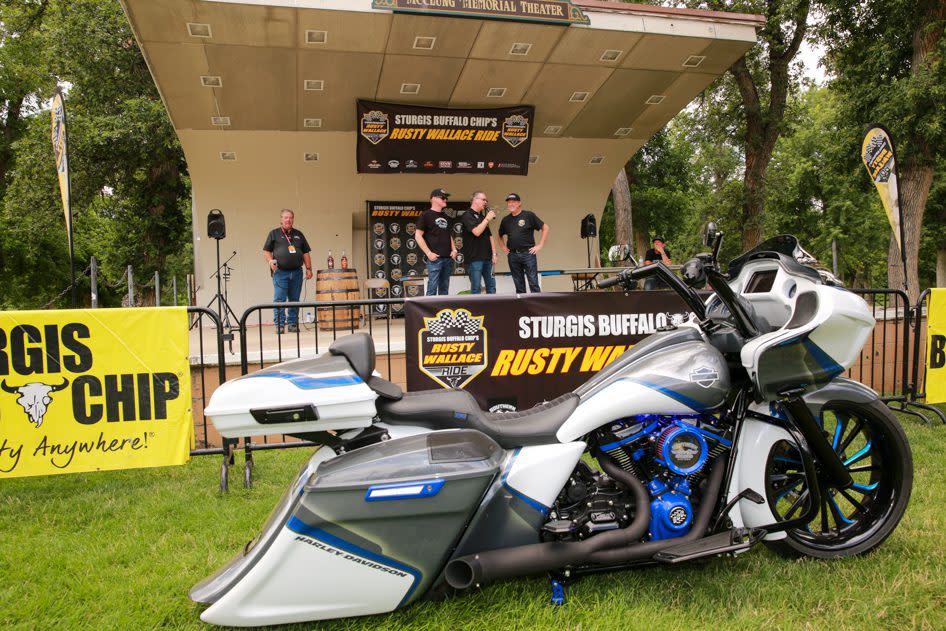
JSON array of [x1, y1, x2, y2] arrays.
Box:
[[415, 188, 457, 295], [461, 190, 497, 294], [643, 235, 672, 290], [499, 193, 549, 293], [262, 209, 312, 333]]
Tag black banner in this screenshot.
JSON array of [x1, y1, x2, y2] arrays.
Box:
[[406, 292, 705, 412], [372, 0, 590, 25], [357, 100, 533, 175], [366, 201, 471, 314]]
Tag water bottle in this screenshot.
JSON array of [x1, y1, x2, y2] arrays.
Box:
[[327, 250, 335, 269]]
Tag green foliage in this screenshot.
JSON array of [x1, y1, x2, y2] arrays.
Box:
[[0, 0, 191, 309]]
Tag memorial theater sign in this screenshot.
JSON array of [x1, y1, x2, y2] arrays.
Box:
[[372, 0, 591, 25]]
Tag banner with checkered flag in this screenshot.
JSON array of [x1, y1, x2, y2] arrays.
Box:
[[418, 309, 488, 389]]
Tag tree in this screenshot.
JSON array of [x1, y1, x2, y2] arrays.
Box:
[[817, 0, 946, 300], [678, 0, 811, 251]]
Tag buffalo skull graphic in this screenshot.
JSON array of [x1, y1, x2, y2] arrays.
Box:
[[1, 378, 70, 428]]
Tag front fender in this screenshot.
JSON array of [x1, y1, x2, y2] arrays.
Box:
[[802, 378, 880, 420]]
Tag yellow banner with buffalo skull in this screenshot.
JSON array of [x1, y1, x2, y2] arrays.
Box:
[[0, 308, 192, 478]]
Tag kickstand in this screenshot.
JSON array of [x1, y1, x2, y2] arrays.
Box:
[[243, 438, 254, 489], [548, 570, 580, 606], [220, 438, 236, 493]]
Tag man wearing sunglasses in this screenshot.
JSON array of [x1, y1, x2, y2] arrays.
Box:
[[415, 188, 458, 295]]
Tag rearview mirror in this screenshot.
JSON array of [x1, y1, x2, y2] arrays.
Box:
[[704, 221, 719, 247], [608, 244, 630, 263]]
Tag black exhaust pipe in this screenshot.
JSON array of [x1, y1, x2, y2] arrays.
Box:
[[444, 457, 727, 589]]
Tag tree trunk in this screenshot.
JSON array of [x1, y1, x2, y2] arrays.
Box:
[[888, 160, 934, 303], [611, 168, 633, 266], [742, 154, 766, 250], [936, 247, 946, 288]]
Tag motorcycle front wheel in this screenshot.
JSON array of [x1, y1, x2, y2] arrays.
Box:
[[764, 399, 913, 559]]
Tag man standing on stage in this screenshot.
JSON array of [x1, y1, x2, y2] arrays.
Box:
[[262, 209, 312, 333], [643, 235, 672, 290], [416, 188, 457, 295], [461, 190, 497, 294], [499, 193, 549, 293]]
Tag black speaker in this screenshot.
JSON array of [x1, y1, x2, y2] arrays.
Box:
[[580, 213, 597, 238], [207, 209, 226, 240]]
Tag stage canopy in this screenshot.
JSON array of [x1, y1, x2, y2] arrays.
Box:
[[120, 0, 763, 315]]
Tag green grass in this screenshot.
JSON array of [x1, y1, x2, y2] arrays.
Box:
[[1, 416, 945, 631]]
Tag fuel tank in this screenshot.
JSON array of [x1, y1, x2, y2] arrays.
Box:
[[558, 328, 730, 442]]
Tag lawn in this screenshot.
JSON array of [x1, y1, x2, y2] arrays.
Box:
[[1, 416, 944, 631]]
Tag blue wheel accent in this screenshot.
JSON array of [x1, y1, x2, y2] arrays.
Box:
[[832, 421, 843, 450], [843, 440, 872, 466], [829, 496, 855, 525], [852, 481, 879, 492]]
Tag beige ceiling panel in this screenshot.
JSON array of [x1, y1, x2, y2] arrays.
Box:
[[448, 60, 543, 107], [298, 51, 383, 131], [621, 34, 713, 72], [566, 68, 678, 138], [467, 21, 566, 62], [123, 0, 193, 44], [297, 8, 392, 53], [629, 71, 719, 138], [385, 14, 480, 58], [697, 38, 755, 74], [524, 64, 614, 133], [192, 2, 296, 48], [144, 42, 217, 130], [376, 55, 466, 105], [204, 45, 296, 130], [546, 28, 644, 66]]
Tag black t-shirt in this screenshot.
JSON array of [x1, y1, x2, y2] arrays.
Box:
[[417, 209, 453, 257], [461, 208, 493, 261], [263, 227, 311, 270], [644, 247, 671, 263], [499, 210, 544, 250]]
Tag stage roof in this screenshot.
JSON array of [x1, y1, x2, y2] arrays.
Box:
[[122, 0, 762, 142]]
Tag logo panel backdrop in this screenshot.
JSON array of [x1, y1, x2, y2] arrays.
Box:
[[0, 308, 192, 478], [366, 201, 470, 314], [406, 292, 704, 412], [357, 100, 534, 175]]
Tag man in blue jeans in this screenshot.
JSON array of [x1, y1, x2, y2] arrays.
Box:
[[262, 209, 312, 333], [499, 193, 549, 293], [416, 188, 457, 295], [461, 190, 497, 293]]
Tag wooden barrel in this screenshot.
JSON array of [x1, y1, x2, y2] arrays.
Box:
[[315, 269, 361, 331]]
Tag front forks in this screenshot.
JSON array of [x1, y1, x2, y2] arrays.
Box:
[[780, 395, 854, 490]]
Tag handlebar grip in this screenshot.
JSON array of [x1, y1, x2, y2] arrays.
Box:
[[597, 274, 624, 288]]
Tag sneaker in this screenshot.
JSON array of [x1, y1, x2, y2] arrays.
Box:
[[287, 324, 300, 333], [276, 325, 284, 334]]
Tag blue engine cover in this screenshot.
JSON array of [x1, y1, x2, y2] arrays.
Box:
[[647, 478, 693, 540]]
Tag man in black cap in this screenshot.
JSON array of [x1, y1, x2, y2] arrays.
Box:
[[416, 188, 458, 295], [499, 193, 549, 293], [643, 235, 672, 290]]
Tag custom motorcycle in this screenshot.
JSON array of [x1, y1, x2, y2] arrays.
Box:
[[191, 228, 913, 627]]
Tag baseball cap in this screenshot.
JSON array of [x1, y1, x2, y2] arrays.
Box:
[[505, 193, 521, 201], [653, 235, 665, 243], [430, 188, 450, 199]]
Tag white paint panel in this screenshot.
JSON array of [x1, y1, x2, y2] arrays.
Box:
[[201, 526, 413, 626], [557, 379, 696, 443], [506, 442, 586, 508]]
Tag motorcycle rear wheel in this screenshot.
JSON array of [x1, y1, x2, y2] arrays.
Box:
[[764, 399, 912, 559]]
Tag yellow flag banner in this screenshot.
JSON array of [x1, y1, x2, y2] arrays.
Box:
[[925, 289, 946, 404], [0, 308, 192, 478], [51, 90, 71, 237], [860, 124, 904, 254]]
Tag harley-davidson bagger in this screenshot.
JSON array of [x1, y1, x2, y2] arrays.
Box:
[[191, 230, 912, 627]]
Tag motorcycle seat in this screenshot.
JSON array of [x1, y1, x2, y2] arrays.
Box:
[[377, 389, 579, 449]]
